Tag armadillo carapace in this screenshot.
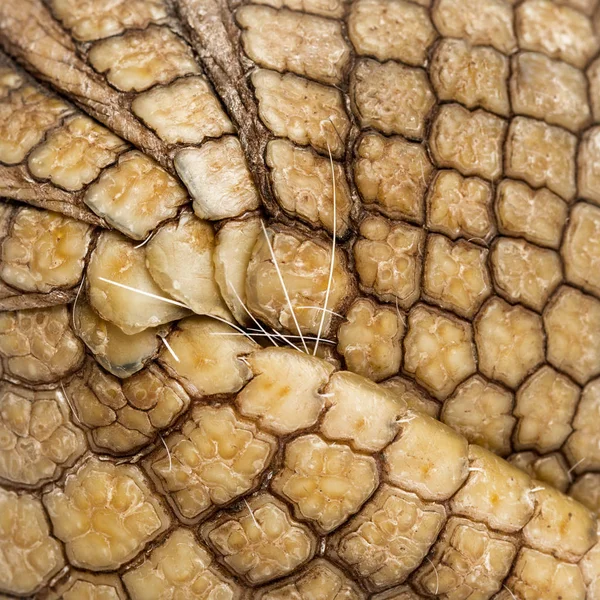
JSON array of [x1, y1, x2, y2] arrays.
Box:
[[0, 0, 599, 597]]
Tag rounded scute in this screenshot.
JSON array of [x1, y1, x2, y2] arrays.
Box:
[[337, 297, 404, 382], [65, 358, 190, 455], [157, 316, 257, 398], [475, 297, 545, 390], [144, 404, 277, 523], [0, 206, 93, 293], [245, 226, 355, 337], [123, 528, 243, 599], [237, 346, 334, 435], [73, 299, 164, 379], [272, 434, 379, 533], [43, 457, 170, 571], [52, 572, 128, 600], [0, 306, 85, 384], [0, 489, 65, 596], [0, 383, 86, 486], [86, 231, 190, 334], [544, 287, 600, 385], [201, 494, 318, 586]]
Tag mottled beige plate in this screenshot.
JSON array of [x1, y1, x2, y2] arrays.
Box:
[[0, 0, 600, 597]]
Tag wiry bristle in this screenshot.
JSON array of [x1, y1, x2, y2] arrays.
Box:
[[98, 277, 190, 309], [313, 140, 337, 356], [159, 434, 172, 472], [60, 380, 81, 424], [260, 219, 309, 353], [159, 335, 180, 363], [425, 557, 440, 596], [229, 282, 281, 348]]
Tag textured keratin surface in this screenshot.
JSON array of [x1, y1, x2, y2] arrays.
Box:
[[0, 0, 600, 597]]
